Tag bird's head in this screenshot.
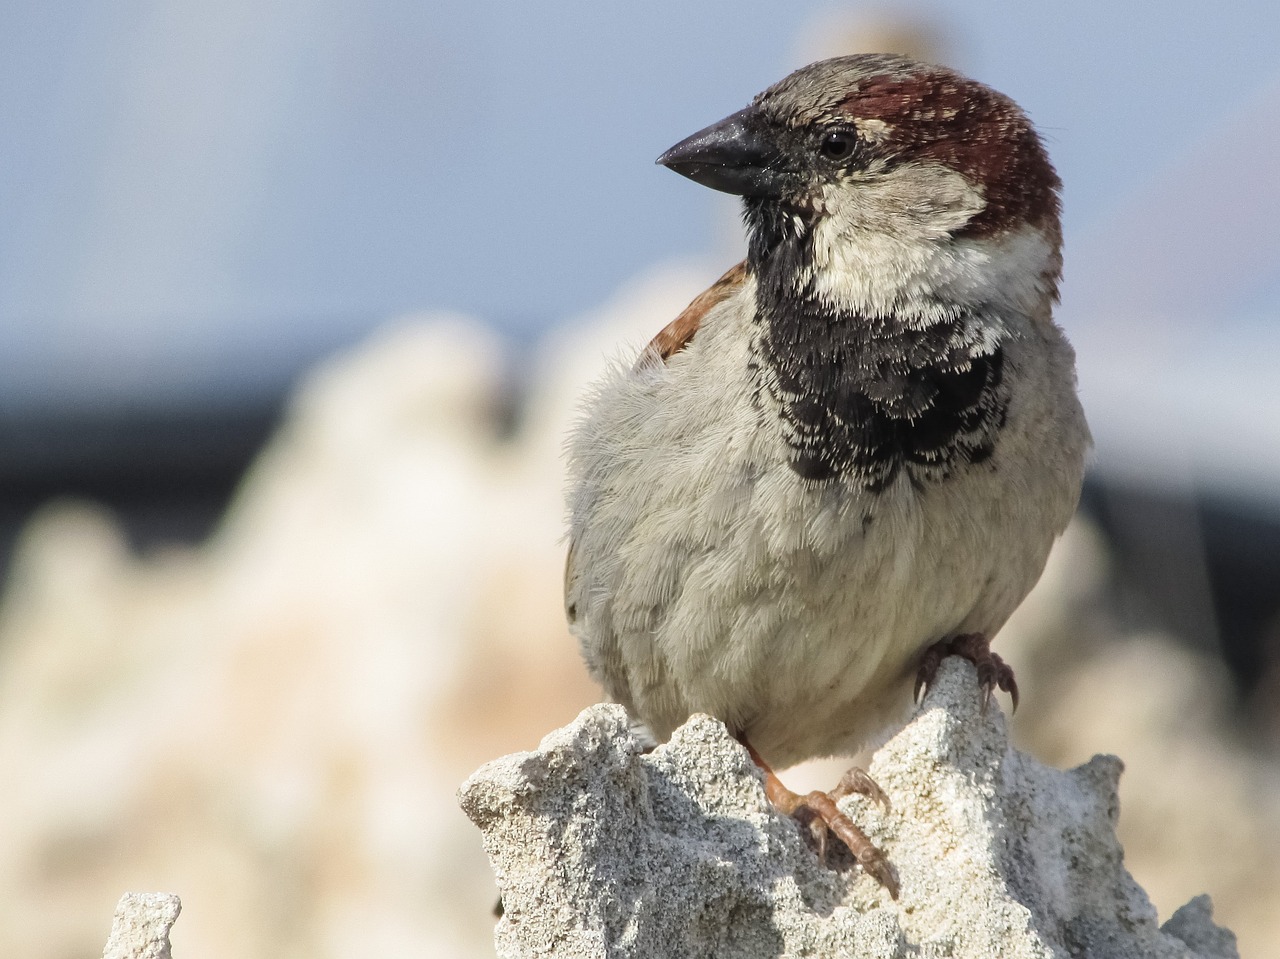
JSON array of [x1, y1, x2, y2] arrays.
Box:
[[658, 55, 1062, 316]]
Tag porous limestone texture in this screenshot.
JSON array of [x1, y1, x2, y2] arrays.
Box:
[[460, 659, 1237, 959], [101, 893, 181, 959]]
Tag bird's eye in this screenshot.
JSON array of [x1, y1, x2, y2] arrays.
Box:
[[819, 130, 858, 162]]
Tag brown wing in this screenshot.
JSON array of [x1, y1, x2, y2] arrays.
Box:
[[636, 261, 748, 369]]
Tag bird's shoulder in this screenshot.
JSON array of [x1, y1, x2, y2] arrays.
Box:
[[636, 260, 749, 369]]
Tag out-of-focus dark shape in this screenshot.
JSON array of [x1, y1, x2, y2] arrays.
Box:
[[0, 404, 277, 574]]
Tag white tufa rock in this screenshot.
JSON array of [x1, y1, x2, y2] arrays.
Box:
[[460, 658, 1237, 959], [101, 893, 181, 959]]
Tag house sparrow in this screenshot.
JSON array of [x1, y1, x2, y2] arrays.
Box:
[[564, 54, 1089, 896]]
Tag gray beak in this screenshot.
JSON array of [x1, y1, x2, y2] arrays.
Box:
[[657, 108, 785, 198]]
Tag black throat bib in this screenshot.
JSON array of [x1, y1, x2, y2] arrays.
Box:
[[747, 204, 1010, 490]]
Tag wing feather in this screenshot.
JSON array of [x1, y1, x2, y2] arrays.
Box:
[[635, 260, 748, 369]]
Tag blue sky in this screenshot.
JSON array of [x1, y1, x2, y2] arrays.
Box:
[[1, 0, 1278, 405]]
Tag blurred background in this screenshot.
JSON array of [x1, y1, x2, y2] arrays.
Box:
[[1, 1, 1278, 957]]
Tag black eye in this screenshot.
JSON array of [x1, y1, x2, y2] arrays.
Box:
[[819, 130, 858, 162]]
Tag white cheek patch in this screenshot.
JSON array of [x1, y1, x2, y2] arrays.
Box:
[[806, 165, 1055, 319], [813, 224, 1057, 320], [821, 162, 986, 241]]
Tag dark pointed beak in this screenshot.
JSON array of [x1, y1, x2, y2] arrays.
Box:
[[656, 108, 784, 198]]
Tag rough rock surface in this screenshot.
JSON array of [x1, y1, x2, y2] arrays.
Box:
[[460, 659, 1237, 959], [101, 893, 181, 959]]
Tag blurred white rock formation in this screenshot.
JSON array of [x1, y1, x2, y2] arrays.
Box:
[[0, 264, 1274, 957], [101, 893, 181, 959], [461, 659, 1237, 959]]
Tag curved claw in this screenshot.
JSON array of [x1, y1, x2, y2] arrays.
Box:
[[856, 845, 900, 901], [914, 642, 945, 703], [994, 660, 1019, 713], [831, 766, 891, 813]]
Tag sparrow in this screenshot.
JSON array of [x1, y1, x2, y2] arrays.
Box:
[[564, 54, 1089, 897]]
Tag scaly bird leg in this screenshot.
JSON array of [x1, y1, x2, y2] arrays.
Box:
[[914, 632, 1019, 713], [738, 736, 898, 899]]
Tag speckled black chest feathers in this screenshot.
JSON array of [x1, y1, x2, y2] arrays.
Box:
[[747, 222, 1009, 490]]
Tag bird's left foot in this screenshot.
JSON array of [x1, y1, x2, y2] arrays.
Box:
[[914, 632, 1019, 713]]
